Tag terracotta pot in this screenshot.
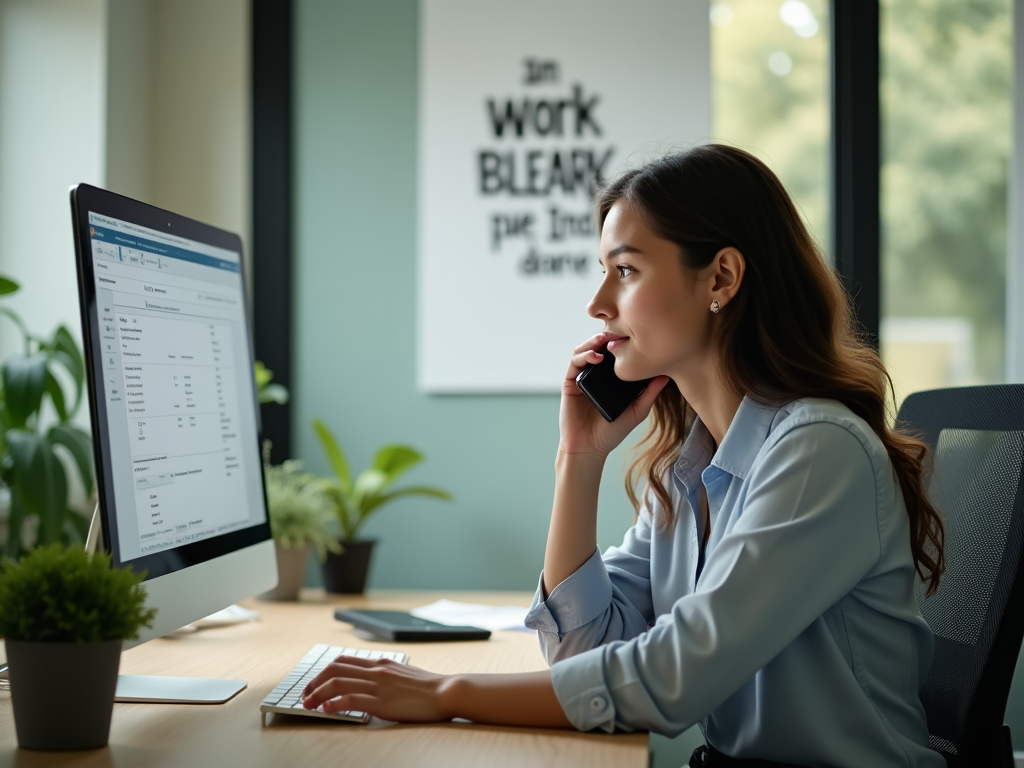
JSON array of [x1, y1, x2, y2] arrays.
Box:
[[259, 543, 312, 601], [6, 639, 121, 750], [320, 539, 376, 594]]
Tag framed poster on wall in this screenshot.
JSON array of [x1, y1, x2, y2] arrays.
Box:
[[418, 0, 711, 392]]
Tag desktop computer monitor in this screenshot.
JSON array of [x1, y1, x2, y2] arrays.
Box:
[[70, 184, 278, 654]]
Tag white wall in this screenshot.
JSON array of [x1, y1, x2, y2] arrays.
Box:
[[0, 0, 251, 366], [106, 0, 153, 203], [0, 0, 108, 358], [106, 0, 251, 273], [147, 0, 250, 265]]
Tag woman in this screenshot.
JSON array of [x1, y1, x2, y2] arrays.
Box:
[[301, 145, 945, 768]]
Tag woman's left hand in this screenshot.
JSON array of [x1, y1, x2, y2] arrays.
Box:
[[301, 656, 453, 722]]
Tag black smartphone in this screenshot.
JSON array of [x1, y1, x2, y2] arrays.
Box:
[[333, 609, 491, 642], [575, 347, 653, 422]]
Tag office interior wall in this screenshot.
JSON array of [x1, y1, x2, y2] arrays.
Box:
[[105, 0, 151, 204], [0, 0, 107, 359], [105, 0, 252, 283], [0, 0, 250, 358], [294, 0, 645, 591], [147, 0, 251, 273]]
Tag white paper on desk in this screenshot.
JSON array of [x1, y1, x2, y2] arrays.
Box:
[[410, 599, 531, 632]]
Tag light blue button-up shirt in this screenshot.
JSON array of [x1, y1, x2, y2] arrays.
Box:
[[525, 396, 943, 768]]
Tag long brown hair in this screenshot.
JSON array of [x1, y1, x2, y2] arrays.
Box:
[[601, 145, 945, 595]]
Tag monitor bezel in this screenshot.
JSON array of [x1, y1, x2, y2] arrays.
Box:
[[70, 183, 273, 581]]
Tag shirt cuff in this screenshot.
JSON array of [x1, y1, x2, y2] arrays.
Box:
[[524, 548, 613, 637], [551, 645, 620, 733]]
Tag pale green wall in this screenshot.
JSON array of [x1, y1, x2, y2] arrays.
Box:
[[293, 0, 639, 592]]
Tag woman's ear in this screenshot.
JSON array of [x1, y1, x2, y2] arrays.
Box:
[[709, 247, 745, 309]]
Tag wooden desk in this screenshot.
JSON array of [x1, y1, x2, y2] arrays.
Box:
[[0, 591, 647, 768]]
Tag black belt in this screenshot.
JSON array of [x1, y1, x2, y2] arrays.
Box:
[[689, 744, 808, 768]]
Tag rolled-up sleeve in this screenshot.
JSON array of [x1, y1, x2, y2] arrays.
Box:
[[544, 421, 884, 734], [525, 508, 657, 666]]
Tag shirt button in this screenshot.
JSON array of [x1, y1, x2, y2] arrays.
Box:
[[590, 696, 606, 710]]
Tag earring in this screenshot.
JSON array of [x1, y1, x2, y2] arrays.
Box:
[[710, 300, 721, 314]]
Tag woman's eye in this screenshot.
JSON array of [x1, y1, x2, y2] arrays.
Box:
[[616, 265, 634, 278]]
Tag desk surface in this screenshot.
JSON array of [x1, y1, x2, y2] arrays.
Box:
[[0, 590, 647, 768]]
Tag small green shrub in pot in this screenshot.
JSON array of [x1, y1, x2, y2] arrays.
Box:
[[312, 419, 452, 594], [260, 449, 340, 600], [0, 544, 155, 750]]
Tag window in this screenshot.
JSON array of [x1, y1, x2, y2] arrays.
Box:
[[711, 0, 831, 245], [880, 0, 1011, 400]]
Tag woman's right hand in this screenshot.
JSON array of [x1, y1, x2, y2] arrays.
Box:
[[558, 332, 670, 461]]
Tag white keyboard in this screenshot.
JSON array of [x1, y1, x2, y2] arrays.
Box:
[[260, 644, 409, 724]]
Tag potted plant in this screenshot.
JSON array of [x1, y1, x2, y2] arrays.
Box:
[[0, 274, 95, 556], [254, 360, 289, 405], [312, 419, 452, 594], [259, 445, 340, 600], [0, 544, 155, 750]]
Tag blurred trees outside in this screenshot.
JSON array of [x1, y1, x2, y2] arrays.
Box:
[[710, 0, 1010, 398], [881, 0, 1010, 391], [711, 0, 831, 246]]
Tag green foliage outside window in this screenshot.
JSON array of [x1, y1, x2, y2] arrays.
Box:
[[881, 0, 1010, 383], [712, 0, 1011, 388], [711, 0, 830, 244]]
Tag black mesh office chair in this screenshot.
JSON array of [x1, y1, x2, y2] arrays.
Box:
[[895, 384, 1024, 768]]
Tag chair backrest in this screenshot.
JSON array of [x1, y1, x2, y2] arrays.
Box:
[[895, 384, 1024, 768]]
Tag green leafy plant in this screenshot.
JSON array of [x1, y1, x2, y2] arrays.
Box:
[[0, 544, 155, 642], [254, 361, 289, 405], [262, 443, 340, 562], [312, 419, 452, 541], [0, 276, 94, 557]]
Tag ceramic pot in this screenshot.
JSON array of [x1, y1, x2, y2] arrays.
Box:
[[259, 543, 313, 601], [320, 539, 376, 594], [6, 638, 121, 750]]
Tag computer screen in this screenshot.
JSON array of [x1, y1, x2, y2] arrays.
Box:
[[87, 213, 265, 563], [71, 185, 275, 638]]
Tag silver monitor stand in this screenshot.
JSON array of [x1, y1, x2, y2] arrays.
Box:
[[85, 506, 247, 705]]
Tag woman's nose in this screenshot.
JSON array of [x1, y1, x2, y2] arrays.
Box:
[[588, 282, 615, 320]]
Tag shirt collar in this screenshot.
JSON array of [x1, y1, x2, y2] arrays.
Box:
[[672, 417, 714, 495], [710, 395, 781, 480], [672, 394, 782, 491]]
